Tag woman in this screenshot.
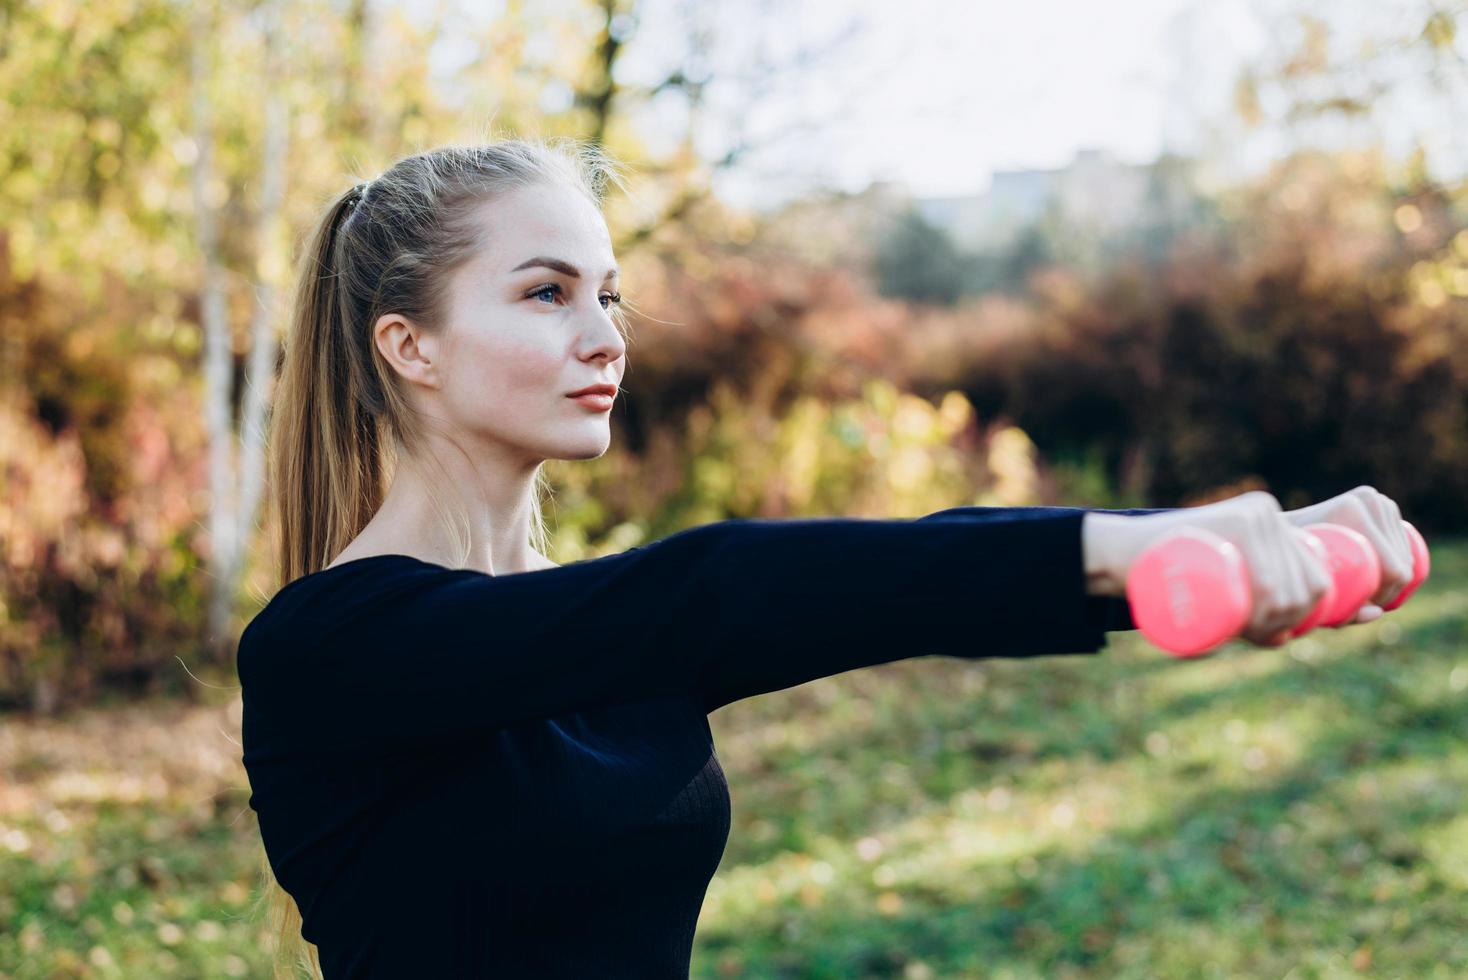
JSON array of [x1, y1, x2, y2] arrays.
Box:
[[238, 136, 1417, 978]]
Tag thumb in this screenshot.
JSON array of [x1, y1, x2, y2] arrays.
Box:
[[1339, 603, 1384, 627]]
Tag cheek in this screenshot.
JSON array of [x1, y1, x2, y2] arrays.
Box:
[[453, 329, 565, 406]]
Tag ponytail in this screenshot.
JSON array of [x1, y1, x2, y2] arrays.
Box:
[[270, 184, 385, 586], [251, 184, 362, 980]]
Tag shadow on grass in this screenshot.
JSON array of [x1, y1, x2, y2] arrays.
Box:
[[712, 581, 1465, 868], [697, 580, 1468, 978], [699, 697, 1468, 978]]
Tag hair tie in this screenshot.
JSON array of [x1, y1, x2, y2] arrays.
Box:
[[346, 180, 370, 209]]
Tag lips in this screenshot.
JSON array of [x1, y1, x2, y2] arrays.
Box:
[[566, 384, 617, 398]]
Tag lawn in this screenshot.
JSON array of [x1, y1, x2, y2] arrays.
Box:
[[2, 542, 1465, 979]]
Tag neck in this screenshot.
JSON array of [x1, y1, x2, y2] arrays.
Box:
[[368, 444, 546, 575]]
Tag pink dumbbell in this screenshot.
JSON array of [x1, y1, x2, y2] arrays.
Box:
[[1291, 520, 1430, 632], [1125, 528, 1250, 658], [1296, 523, 1381, 629], [1126, 522, 1383, 657]]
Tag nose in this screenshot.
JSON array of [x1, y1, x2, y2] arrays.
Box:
[[578, 300, 626, 365]]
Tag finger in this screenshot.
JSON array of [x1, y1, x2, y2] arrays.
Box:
[[1282, 500, 1322, 529], [1280, 525, 1327, 630], [1362, 490, 1412, 594], [1329, 602, 1385, 628], [1246, 511, 1308, 644], [1343, 493, 1408, 607], [1291, 527, 1334, 597], [1283, 527, 1330, 637], [1363, 488, 1413, 584], [1382, 496, 1414, 598], [1244, 506, 1289, 642], [1351, 603, 1384, 626]]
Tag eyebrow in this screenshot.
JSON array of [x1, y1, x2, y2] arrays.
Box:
[[510, 256, 619, 281]]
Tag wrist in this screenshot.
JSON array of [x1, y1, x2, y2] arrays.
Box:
[[1081, 512, 1131, 597], [1082, 509, 1187, 597]]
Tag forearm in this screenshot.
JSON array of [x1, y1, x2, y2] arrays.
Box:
[[699, 510, 1124, 712]]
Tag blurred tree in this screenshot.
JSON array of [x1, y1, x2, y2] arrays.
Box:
[[873, 207, 974, 306], [0, 0, 891, 692], [577, 0, 874, 251], [1233, 3, 1467, 183], [1119, 154, 1224, 267], [178, 0, 881, 661], [962, 222, 1057, 298]]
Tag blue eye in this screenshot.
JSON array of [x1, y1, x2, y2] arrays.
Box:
[[528, 283, 622, 309]]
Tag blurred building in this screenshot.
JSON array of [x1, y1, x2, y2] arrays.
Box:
[[913, 147, 1206, 255], [752, 147, 1210, 280]]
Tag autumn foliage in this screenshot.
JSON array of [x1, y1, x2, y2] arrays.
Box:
[[3, 147, 1467, 711]]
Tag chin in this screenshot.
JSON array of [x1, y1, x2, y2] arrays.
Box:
[[553, 434, 613, 461]]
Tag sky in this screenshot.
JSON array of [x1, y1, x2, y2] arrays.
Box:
[[690, 0, 1270, 209], [418, 0, 1467, 212]]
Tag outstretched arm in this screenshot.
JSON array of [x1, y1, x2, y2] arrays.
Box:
[[238, 507, 1174, 755], [694, 506, 1173, 712]]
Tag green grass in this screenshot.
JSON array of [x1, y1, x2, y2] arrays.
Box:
[[2, 543, 1465, 978], [0, 699, 266, 978]]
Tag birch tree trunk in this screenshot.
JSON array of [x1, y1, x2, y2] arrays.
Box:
[[191, 0, 291, 662]]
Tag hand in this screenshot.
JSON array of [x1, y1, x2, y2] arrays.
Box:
[[1086, 491, 1334, 649], [1283, 486, 1416, 622]]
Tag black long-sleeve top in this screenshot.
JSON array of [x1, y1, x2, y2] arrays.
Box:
[[237, 505, 1165, 978]]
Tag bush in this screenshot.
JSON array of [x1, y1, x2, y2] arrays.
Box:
[[0, 270, 211, 714]]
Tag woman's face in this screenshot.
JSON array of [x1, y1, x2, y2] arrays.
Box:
[[384, 180, 627, 466]]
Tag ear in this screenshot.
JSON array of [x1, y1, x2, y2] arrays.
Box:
[[374, 312, 443, 391]]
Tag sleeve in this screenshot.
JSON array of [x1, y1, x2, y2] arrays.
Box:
[[910, 505, 1176, 638], [694, 505, 1174, 713], [240, 527, 723, 757]]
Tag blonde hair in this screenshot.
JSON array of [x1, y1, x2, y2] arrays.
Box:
[[250, 134, 629, 979]]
